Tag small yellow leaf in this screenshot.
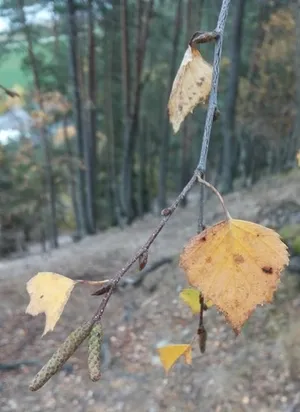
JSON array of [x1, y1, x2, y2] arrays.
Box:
[[26, 272, 76, 336], [168, 45, 212, 134], [183, 345, 192, 365], [180, 219, 289, 334], [179, 288, 213, 313], [157, 344, 192, 373]]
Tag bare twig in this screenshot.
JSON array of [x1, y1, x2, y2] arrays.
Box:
[[196, 0, 231, 235], [197, 172, 205, 233], [197, 0, 231, 173], [92, 256, 173, 295], [92, 174, 197, 322], [92, 0, 232, 326]]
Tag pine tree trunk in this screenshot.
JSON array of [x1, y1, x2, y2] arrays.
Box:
[[120, 0, 154, 223], [66, 0, 86, 237], [18, 0, 58, 249], [86, 0, 97, 234], [221, 0, 246, 193]]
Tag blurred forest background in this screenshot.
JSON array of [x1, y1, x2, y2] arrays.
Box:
[[0, 0, 299, 258]]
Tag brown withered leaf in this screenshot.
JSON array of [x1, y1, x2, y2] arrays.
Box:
[[168, 45, 212, 134]]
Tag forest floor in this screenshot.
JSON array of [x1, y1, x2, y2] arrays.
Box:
[[1, 170, 300, 412]]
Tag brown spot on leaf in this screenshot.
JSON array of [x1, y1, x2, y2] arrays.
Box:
[[200, 236, 206, 242], [262, 266, 273, 274], [196, 81, 203, 87], [233, 254, 244, 264], [40, 295, 44, 299], [206, 256, 212, 263]]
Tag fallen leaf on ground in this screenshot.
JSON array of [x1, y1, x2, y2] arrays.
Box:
[[157, 344, 192, 373], [26, 272, 76, 336], [168, 45, 212, 134], [179, 219, 289, 333], [179, 288, 213, 313]]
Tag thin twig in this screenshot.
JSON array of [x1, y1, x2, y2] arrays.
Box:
[[197, 171, 205, 234], [92, 174, 197, 322], [197, 0, 231, 173], [0, 84, 20, 98], [196, 0, 231, 240]]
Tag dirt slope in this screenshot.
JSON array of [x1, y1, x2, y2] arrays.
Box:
[[1, 170, 300, 412]]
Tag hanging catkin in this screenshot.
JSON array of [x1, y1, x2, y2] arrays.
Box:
[[88, 323, 102, 382], [29, 320, 93, 391]]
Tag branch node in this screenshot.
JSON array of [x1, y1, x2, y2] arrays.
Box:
[[161, 208, 172, 216], [189, 30, 219, 47], [213, 107, 221, 122]]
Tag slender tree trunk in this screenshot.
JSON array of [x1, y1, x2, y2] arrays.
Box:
[[66, 0, 86, 237], [18, 0, 58, 249], [62, 116, 82, 238], [240, 2, 270, 185], [104, 13, 123, 227], [158, 0, 183, 210], [86, 0, 97, 233], [137, 116, 149, 217], [120, 0, 154, 223], [119, 0, 132, 221], [291, 1, 300, 160], [221, 0, 246, 193]]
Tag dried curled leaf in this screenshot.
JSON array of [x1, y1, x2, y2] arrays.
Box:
[[88, 323, 102, 382], [26, 272, 76, 336], [29, 321, 93, 391], [179, 288, 213, 314], [168, 45, 212, 133], [157, 344, 192, 374], [180, 219, 289, 334]]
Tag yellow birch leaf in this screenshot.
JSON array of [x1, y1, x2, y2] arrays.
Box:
[[183, 345, 192, 365], [26, 272, 76, 336], [168, 45, 212, 134], [179, 219, 289, 334], [157, 344, 192, 373], [179, 288, 213, 314]]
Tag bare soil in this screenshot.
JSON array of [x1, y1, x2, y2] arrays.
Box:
[[1, 171, 300, 412]]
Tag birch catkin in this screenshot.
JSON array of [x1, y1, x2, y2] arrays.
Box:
[[88, 323, 102, 382], [29, 320, 93, 391]]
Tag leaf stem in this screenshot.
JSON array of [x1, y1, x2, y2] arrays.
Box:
[[197, 175, 231, 221]]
